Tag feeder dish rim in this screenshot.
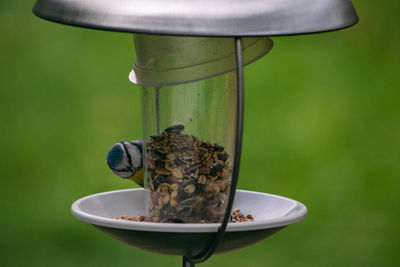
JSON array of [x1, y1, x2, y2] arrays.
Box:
[[71, 188, 307, 233]]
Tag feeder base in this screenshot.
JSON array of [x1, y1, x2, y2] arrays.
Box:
[[71, 189, 306, 256]]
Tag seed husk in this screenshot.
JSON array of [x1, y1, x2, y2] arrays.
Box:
[[165, 124, 185, 134], [186, 163, 202, 173], [150, 135, 164, 142], [162, 194, 170, 204], [170, 183, 179, 191], [179, 197, 197, 207], [156, 168, 172, 176], [167, 153, 176, 160], [170, 199, 178, 207], [171, 190, 178, 199], [184, 184, 196, 194], [158, 183, 171, 193], [151, 150, 167, 159], [171, 168, 183, 178], [198, 175, 207, 184]]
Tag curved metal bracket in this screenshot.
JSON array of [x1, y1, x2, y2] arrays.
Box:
[[183, 37, 244, 265]]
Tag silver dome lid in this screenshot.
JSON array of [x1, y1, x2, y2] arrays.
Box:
[[33, 0, 358, 36]]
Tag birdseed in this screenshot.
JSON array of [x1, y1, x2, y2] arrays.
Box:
[[145, 124, 232, 223], [111, 209, 254, 223], [231, 209, 254, 223], [112, 215, 146, 221]]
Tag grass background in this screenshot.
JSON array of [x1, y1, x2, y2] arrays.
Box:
[[1, 0, 399, 266]]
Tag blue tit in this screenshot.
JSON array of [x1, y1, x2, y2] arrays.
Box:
[[106, 140, 144, 187]]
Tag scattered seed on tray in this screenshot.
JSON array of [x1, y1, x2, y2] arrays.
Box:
[[230, 209, 254, 223], [112, 215, 146, 221], [111, 209, 254, 223]]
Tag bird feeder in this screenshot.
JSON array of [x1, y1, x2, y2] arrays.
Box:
[[33, 0, 358, 266]]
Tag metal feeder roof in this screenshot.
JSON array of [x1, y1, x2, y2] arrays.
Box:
[[33, 0, 358, 36]]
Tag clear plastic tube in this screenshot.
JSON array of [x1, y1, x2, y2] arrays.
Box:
[[142, 72, 237, 223]]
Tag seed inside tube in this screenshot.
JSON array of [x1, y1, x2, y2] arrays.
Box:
[[146, 124, 232, 223], [171, 168, 183, 178], [184, 184, 196, 194], [198, 175, 207, 184]]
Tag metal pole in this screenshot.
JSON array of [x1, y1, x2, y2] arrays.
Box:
[[183, 257, 195, 267], [184, 37, 244, 264], [155, 87, 161, 134]]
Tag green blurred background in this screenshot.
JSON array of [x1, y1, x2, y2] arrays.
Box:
[[1, 1, 399, 266]]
